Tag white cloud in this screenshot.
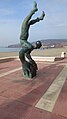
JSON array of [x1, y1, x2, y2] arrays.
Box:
[[0, 8, 14, 16], [63, 0, 67, 2], [57, 0, 67, 2], [56, 23, 67, 27]]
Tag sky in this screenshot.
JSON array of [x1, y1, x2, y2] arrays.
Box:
[[0, 0, 67, 46]]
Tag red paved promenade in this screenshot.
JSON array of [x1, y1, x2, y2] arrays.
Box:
[[0, 58, 67, 119]]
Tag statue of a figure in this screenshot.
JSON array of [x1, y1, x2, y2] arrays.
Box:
[[19, 1, 45, 78]]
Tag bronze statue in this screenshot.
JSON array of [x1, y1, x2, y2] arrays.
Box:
[[19, 1, 45, 78]]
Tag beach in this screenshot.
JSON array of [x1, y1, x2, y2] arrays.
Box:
[[0, 52, 18, 58], [0, 47, 67, 58], [31, 47, 67, 57]]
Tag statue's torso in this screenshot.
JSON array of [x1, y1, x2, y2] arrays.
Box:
[[20, 23, 29, 40]]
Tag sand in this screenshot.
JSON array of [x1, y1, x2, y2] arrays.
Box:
[[0, 47, 67, 58], [31, 47, 67, 57], [0, 52, 18, 58]]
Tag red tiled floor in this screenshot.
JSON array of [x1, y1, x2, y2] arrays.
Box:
[[0, 79, 20, 93], [0, 62, 64, 106], [0, 96, 9, 107], [51, 113, 67, 119], [26, 107, 51, 119], [1, 101, 33, 119], [3, 70, 22, 80], [0, 109, 20, 119], [0, 60, 21, 74], [17, 82, 51, 106], [17, 64, 64, 106], [0, 84, 31, 100], [53, 79, 67, 118], [0, 59, 67, 119]]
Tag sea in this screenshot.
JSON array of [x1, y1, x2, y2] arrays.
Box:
[[0, 47, 21, 52]]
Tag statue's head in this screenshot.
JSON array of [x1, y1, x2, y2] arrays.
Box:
[[36, 41, 42, 49]]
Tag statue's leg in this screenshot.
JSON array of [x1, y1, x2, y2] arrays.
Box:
[[19, 48, 27, 63], [20, 40, 33, 50], [19, 40, 34, 63], [25, 48, 38, 70], [19, 40, 36, 78], [29, 11, 45, 25], [39, 11, 45, 20], [19, 47, 31, 78], [22, 1, 38, 26], [20, 2, 38, 40]]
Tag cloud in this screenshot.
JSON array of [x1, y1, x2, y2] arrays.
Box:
[[56, 23, 67, 27], [63, 0, 67, 2], [0, 8, 14, 16], [57, 0, 67, 2]]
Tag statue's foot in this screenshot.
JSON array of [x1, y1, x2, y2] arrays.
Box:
[[39, 11, 45, 20], [33, 1, 38, 12]]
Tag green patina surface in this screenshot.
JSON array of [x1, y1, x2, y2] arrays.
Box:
[[19, 1, 45, 78]]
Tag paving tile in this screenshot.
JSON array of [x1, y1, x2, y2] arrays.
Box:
[[36, 65, 67, 112], [18, 88, 42, 106], [38, 63, 64, 83], [0, 96, 9, 107], [53, 80, 67, 118], [21, 80, 44, 96], [25, 107, 51, 119], [0, 60, 21, 74], [51, 113, 67, 119], [17, 82, 55, 106], [0, 78, 7, 86], [3, 70, 22, 79], [0, 109, 20, 119], [0, 80, 18, 94], [0, 59, 66, 119], [0, 87, 25, 100], [13, 64, 64, 106], [17, 81, 52, 106], [1, 100, 33, 119], [0, 80, 33, 100], [0, 64, 54, 103]]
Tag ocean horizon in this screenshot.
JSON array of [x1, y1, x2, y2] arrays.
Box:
[[0, 47, 21, 52]]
